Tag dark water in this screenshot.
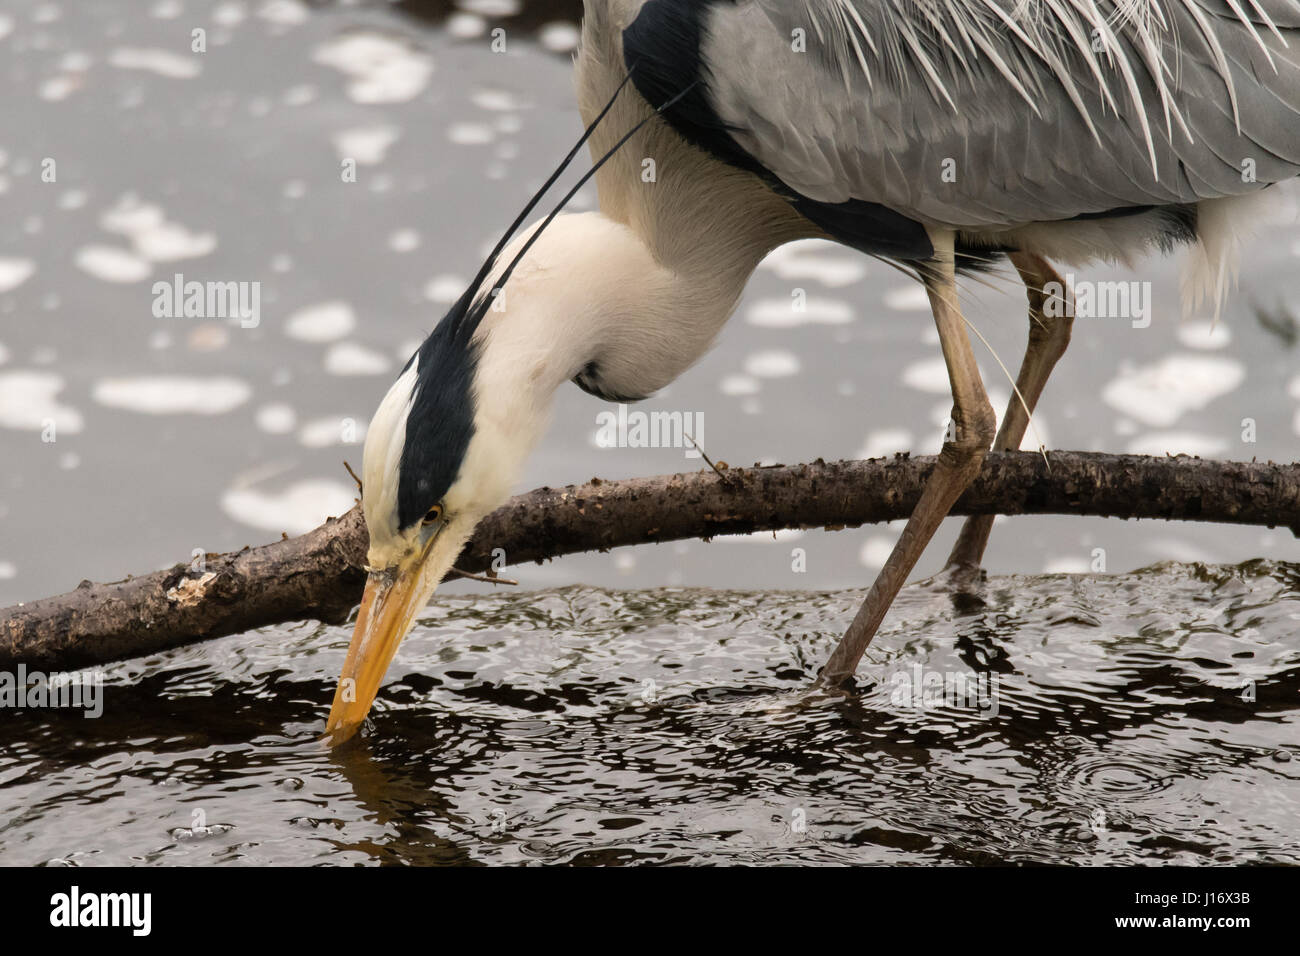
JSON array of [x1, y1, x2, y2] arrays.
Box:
[[4, 562, 1298, 865]]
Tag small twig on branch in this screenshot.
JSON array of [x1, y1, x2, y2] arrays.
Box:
[[447, 568, 518, 586], [684, 430, 735, 485], [343, 460, 363, 495], [1, 451, 1297, 671]]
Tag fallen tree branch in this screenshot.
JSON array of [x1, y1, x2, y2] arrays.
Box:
[[2, 451, 1296, 670]]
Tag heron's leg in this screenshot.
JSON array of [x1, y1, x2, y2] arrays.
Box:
[[819, 240, 996, 687], [943, 252, 1073, 573]]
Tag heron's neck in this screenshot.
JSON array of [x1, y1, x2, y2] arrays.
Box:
[[469, 211, 764, 453]]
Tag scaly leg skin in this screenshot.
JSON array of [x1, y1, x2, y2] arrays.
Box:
[[818, 235, 996, 689], [943, 251, 1074, 582]]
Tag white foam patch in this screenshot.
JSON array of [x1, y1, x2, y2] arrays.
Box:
[[1294, 408, 1300, 438], [447, 12, 486, 38], [298, 416, 366, 447], [744, 350, 800, 378], [1177, 320, 1232, 350], [100, 195, 216, 262], [857, 427, 912, 460], [424, 274, 466, 303], [213, 2, 247, 27], [325, 342, 391, 375], [0, 342, 8, 365], [313, 31, 433, 104], [859, 535, 895, 569], [92, 376, 250, 414], [746, 296, 852, 328], [1102, 356, 1245, 427], [41, 75, 81, 101], [259, 0, 309, 26], [1285, 373, 1300, 402], [108, 47, 201, 78], [458, 0, 522, 15], [285, 301, 355, 342], [900, 356, 951, 394], [0, 371, 84, 433], [759, 239, 866, 287], [255, 403, 297, 434], [448, 122, 494, 145], [388, 229, 420, 252], [884, 284, 931, 311], [0, 258, 35, 293], [75, 245, 151, 282], [221, 478, 355, 536], [0, 15, 13, 41], [539, 21, 580, 52], [719, 374, 760, 396], [471, 88, 520, 111], [332, 125, 399, 165], [1125, 431, 1229, 457]]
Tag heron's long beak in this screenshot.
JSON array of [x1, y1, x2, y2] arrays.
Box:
[[323, 534, 450, 746]]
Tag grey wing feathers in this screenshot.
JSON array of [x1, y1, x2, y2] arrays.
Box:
[[702, 0, 1300, 228]]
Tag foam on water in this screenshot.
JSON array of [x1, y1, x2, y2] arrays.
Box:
[[285, 301, 355, 342], [0, 258, 35, 293], [100, 195, 217, 262], [220, 477, 355, 535], [744, 350, 801, 378], [0, 370, 84, 433], [332, 126, 400, 165], [884, 284, 931, 312], [91, 376, 251, 415], [74, 244, 152, 282], [255, 403, 297, 434], [312, 30, 433, 104], [759, 239, 867, 288], [325, 342, 391, 376], [746, 296, 853, 328], [108, 47, 201, 79], [1102, 356, 1245, 427], [900, 356, 951, 394], [298, 416, 366, 448]]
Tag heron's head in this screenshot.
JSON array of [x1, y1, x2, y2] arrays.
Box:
[[324, 311, 521, 746]]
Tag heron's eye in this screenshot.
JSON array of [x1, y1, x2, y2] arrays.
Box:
[[422, 503, 444, 526]]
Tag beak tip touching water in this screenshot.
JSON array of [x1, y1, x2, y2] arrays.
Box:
[[323, 567, 426, 748]]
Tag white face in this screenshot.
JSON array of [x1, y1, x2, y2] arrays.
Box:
[[360, 362, 420, 571]]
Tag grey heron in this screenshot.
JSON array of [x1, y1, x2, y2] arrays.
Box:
[[324, 0, 1300, 744]]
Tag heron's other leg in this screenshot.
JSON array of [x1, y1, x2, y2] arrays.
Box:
[[819, 239, 996, 687], [944, 251, 1073, 574]]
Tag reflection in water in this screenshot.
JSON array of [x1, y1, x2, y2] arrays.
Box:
[[3, 562, 1298, 865]]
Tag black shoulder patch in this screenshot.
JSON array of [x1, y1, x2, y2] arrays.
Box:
[[623, 0, 933, 261]]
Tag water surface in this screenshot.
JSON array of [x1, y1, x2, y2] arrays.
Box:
[[4, 562, 1297, 865]]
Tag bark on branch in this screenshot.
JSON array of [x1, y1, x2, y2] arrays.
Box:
[[2, 451, 1296, 670]]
